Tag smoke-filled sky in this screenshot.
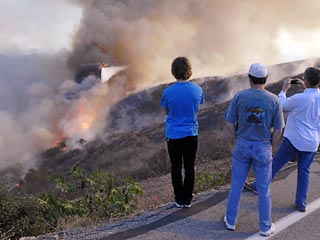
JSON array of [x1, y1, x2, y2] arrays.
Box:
[[0, 0, 82, 54], [1, 0, 320, 172], [72, 0, 320, 85]]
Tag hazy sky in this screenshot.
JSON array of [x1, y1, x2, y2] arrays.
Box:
[[1, 0, 320, 72], [0, 0, 82, 54]]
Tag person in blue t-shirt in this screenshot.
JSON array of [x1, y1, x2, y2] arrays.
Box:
[[160, 56, 204, 208], [224, 63, 284, 237]]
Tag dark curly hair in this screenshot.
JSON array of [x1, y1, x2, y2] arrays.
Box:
[[171, 57, 192, 80]]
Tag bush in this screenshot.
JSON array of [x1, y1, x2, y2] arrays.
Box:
[[194, 171, 231, 193], [0, 167, 143, 239], [46, 166, 144, 219], [0, 185, 55, 240]]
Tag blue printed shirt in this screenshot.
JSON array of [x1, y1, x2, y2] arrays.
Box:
[[225, 88, 284, 141]]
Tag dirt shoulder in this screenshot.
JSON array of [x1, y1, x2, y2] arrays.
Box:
[[136, 157, 232, 213]]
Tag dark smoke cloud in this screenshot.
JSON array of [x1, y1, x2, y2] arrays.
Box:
[[69, 0, 320, 91]]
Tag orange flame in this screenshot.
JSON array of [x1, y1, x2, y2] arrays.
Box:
[[77, 104, 94, 131], [53, 96, 99, 147]]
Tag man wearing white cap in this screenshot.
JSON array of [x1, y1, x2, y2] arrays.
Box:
[[248, 67, 320, 212], [223, 63, 285, 236]]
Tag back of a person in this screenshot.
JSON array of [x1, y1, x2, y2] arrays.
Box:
[[164, 81, 203, 138], [160, 56, 204, 209], [234, 88, 280, 141], [224, 63, 284, 236], [284, 88, 320, 149], [165, 82, 202, 123]]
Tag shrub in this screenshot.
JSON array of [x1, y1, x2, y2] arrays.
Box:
[[0, 167, 143, 239], [0, 185, 55, 240], [194, 171, 231, 193], [44, 166, 144, 219]]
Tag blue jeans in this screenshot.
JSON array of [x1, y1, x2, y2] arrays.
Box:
[[272, 137, 316, 210], [226, 137, 273, 232]]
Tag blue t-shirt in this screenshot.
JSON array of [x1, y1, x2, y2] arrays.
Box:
[[225, 88, 284, 141], [160, 81, 204, 139]]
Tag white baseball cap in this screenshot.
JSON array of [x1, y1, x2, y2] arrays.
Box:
[[248, 63, 268, 78]]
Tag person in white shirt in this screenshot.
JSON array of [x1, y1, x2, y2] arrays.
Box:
[[271, 67, 320, 212]]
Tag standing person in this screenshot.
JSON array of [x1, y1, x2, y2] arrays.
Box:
[[224, 63, 284, 236], [160, 56, 204, 208], [247, 67, 320, 211]]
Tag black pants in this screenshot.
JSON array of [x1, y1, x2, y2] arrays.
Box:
[[167, 136, 198, 204]]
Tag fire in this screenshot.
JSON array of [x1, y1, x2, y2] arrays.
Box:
[[61, 101, 97, 142], [80, 115, 93, 130], [52, 126, 67, 148], [53, 99, 97, 147], [81, 122, 89, 129], [76, 103, 94, 131]]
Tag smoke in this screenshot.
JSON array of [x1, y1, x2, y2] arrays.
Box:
[[0, 53, 69, 171], [68, 0, 320, 91], [0, 52, 118, 173], [1, 0, 320, 174], [0, 0, 81, 54]]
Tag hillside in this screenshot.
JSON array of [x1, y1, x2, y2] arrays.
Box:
[[16, 58, 318, 199]]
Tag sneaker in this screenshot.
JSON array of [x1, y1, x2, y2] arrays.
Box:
[[260, 223, 275, 237], [244, 182, 258, 195], [223, 216, 235, 231], [183, 203, 192, 208], [174, 201, 184, 208]]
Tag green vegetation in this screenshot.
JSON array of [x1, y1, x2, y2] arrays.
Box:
[[0, 167, 143, 240], [194, 171, 231, 193], [0, 159, 232, 239], [0, 186, 54, 240]]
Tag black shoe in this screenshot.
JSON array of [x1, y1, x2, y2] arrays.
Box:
[[244, 182, 258, 194], [294, 205, 306, 212]]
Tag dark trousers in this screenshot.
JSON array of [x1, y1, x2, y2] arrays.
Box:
[[167, 136, 198, 204]]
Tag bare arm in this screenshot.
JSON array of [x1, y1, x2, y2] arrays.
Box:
[[272, 129, 282, 146]]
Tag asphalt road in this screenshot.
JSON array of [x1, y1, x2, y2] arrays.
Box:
[[59, 153, 320, 240]]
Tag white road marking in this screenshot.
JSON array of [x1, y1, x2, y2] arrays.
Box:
[[245, 197, 320, 239]]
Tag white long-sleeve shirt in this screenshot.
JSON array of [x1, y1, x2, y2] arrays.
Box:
[[278, 88, 320, 152]]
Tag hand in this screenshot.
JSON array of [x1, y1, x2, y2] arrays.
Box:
[[296, 78, 306, 89], [282, 78, 291, 92]]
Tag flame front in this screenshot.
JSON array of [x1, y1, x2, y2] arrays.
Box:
[[77, 103, 95, 131], [55, 97, 99, 146], [80, 115, 93, 130]]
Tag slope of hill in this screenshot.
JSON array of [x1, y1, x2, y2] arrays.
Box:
[[17, 58, 319, 199]]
